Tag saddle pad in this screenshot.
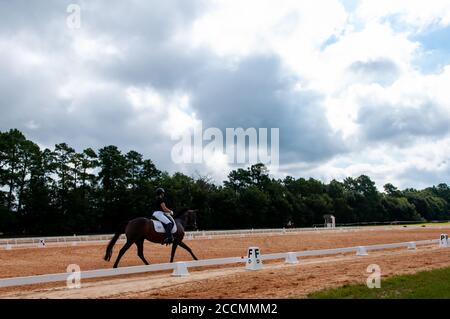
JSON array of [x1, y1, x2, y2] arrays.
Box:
[[151, 220, 177, 234]]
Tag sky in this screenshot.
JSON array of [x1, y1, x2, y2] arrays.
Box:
[[1, 0, 450, 189]]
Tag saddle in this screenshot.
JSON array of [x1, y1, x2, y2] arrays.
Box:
[[151, 219, 177, 234]]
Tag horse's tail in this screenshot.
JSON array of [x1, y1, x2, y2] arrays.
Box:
[[104, 221, 128, 262]]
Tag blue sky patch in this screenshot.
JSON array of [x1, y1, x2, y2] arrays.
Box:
[[340, 0, 359, 12], [412, 26, 450, 74]]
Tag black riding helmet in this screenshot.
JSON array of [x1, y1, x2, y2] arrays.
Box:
[[156, 187, 165, 196]]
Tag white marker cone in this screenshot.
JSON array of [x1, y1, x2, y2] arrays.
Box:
[[246, 247, 263, 270], [356, 246, 368, 256], [285, 252, 298, 264], [172, 262, 190, 276]]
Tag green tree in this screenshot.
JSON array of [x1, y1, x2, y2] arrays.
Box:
[[98, 146, 129, 230]]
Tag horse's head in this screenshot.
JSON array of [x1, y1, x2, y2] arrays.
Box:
[[174, 209, 198, 231]]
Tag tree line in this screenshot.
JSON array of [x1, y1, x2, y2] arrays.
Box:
[[1, 128, 450, 236]]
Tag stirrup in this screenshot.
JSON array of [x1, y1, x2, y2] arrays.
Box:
[[163, 235, 173, 245], [163, 222, 174, 245]]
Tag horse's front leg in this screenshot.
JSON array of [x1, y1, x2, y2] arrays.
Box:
[[170, 242, 178, 263], [178, 241, 198, 260]]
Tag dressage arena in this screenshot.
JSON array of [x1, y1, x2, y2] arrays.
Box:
[[0, 225, 450, 298]]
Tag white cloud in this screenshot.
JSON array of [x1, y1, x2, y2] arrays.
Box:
[[0, 37, 47, 74], [2, 0, 450, 189], [126, 86, 199, 139], [188, 0, 348, 70], [356, 0, 450, 31], [280, 136, 447, 189], [72, 33, 121, 60]]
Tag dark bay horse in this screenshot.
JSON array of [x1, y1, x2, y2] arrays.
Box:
[[104, 209, 199, 268]]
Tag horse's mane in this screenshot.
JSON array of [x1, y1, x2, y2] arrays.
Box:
[[173, 208, 189, 219]]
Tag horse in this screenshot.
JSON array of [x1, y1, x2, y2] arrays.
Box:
[[104, 209, 199, 268]]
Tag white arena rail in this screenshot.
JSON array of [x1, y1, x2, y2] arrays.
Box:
[[1, 227, 366, 249], [261, 239, 440, 261], [5, 223, 446, 250], [0, 238, 445, 288]]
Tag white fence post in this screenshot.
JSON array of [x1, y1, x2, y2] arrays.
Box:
[[285, 252, 298, 264], [356, 246, 368, 256], [172, 262, 189, 276]]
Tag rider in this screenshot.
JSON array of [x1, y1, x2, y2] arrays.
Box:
[[152, 188, 174, 244]]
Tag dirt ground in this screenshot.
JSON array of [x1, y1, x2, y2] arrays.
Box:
[[1, 226, 449, 298]]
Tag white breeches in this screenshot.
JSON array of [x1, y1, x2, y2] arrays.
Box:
[[153, 211, 173, 225]]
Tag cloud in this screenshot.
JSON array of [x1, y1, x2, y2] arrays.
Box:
[[357, 100, 450, 143], [356, 0, 450, 31], [353, 66, 450, 143], [1, 1, 450, 188], [189, 55, 347, 163], [348, 58, 400, 86]]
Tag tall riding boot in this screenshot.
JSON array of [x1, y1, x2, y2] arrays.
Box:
[[163, 222, 174, 244]]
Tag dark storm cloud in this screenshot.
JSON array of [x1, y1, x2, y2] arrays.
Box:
[[0, 1, 205, 141], [0, 0, 348, 180], [0, 59, 136, 152], [357, 100, 450, 144], [102, 41, 212, 89], [78, 1, 213, 90], [80, 0, 206, 41], [0, 0, 69, 34], [0, 0, 204, 35], [189, 55, 347, 163]]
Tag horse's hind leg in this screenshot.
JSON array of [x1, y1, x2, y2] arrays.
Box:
[[178, 241, 198, 260], [113, 240, 133, 268], [136, 239, 149, 265]]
